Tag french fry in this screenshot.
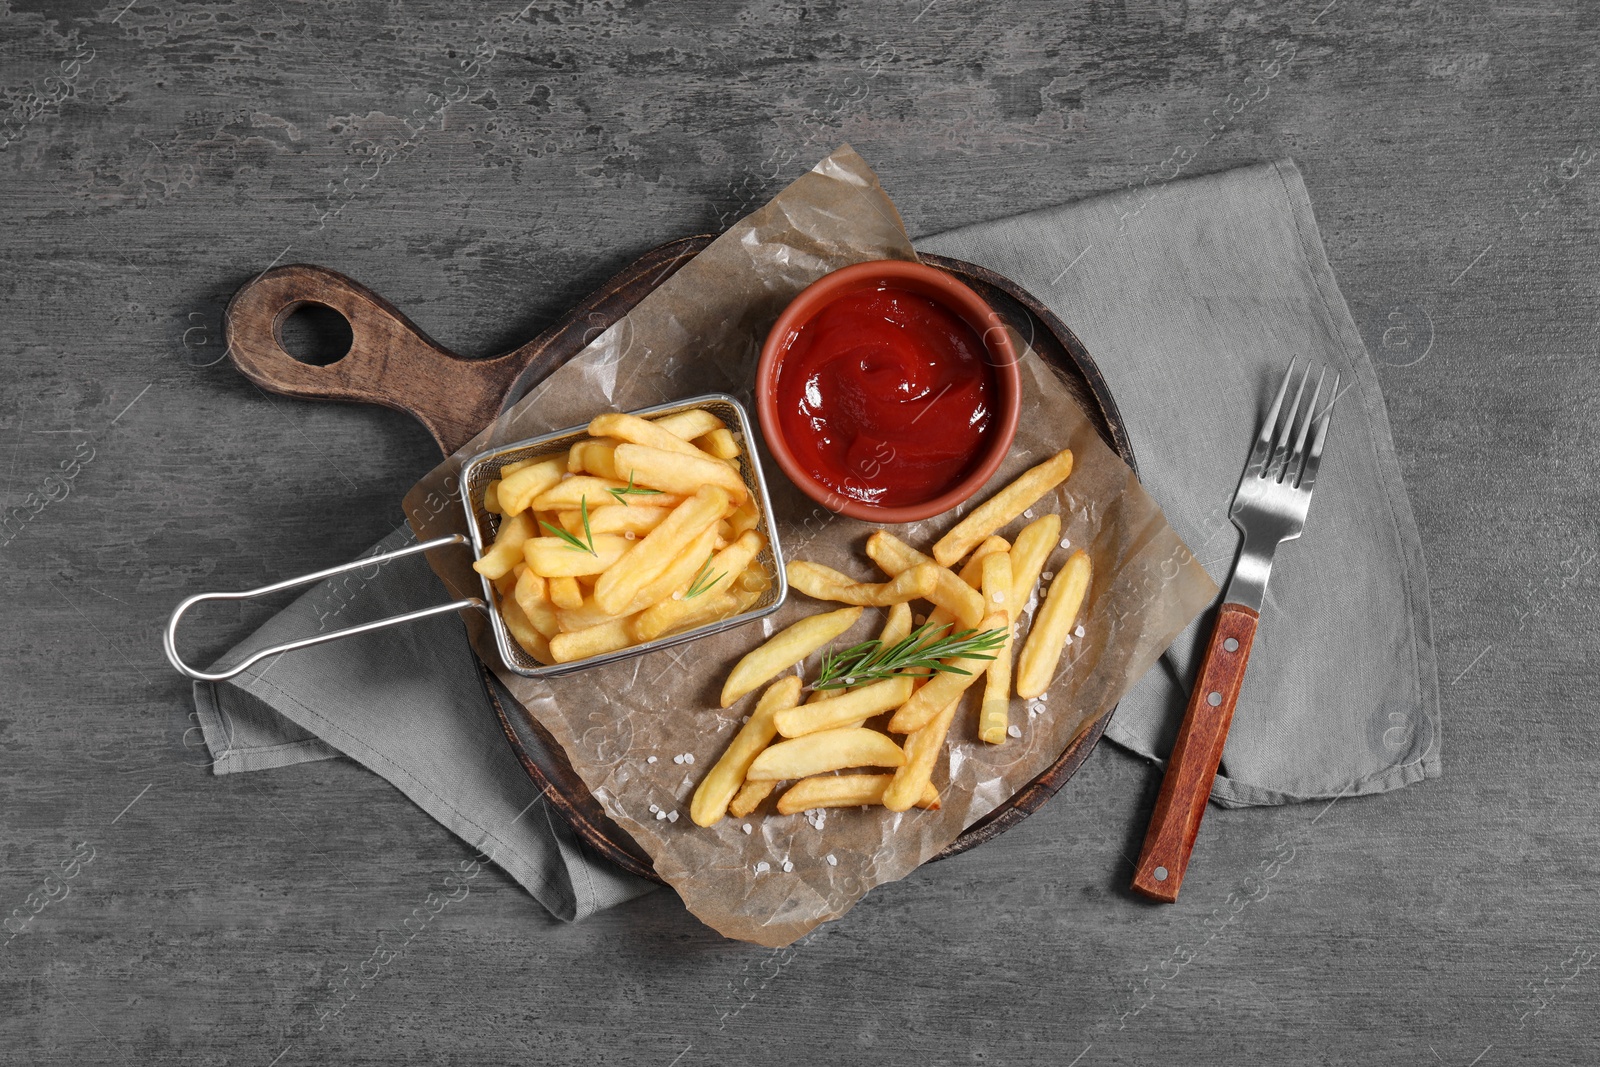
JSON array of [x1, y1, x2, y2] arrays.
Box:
[[777, 773, 940, 814], [773, 677, 914, 738], [804, 601, 911, 703], [483, 480, 502, 514], [563, 504, 670, 537], [736, 561, 773, 594], [567, 440, 620, 480], [727, 498, 761, 536], [1016, 549, 1091, 699], [499, 598, 553, 663], [472, 511, 535, 581], [635, 592, 741, 640], [1008, 513, 1061, 611], [589, 412, 705, 458], [958, 536, 1011, 586], [745, 727, 906, 781], [492, 567, 520, 600], [514, 568, 560, 638], [727, 779, 775, 818], [689, 676, 801, 826], [932, 450, 1074, 567], [548, 575, 584, 610], [529, 476, 629, 513], [719, 606, 862, 708], [886, 611, 1007, 733], [594, 486, 731, 616], [977, 551, 1015, 744], [612, 442, 748, 505], [523, 533, 633, 577], [786, 560, 939, 608], [498, 457, 566, 516], [695, 427, 741, 460], [548, 617, 634, 663], [651, 408, 725, 441], [554, 597, 614, 633], [497, 457, 538, 476], [630, 524, 721, 612], [633, 531, 764, 642], [864, 531, 984, 627], [883, 696, 960, 811]]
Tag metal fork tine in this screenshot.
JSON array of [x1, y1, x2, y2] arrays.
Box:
[[1288, 365, 1326, 487], [1267, 361, 1310, 482], [1246, 359, 1297, 475], [1299, 370, 1340, 494]]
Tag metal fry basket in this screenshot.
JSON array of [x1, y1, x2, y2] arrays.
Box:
[[165, 393, 787, 682]]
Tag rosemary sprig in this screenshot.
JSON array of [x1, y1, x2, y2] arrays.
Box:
[[606, 471, 664, 506], [684, 554, 726, 599], [810, 620, 1009, 691], [538, 496, 597, 555]]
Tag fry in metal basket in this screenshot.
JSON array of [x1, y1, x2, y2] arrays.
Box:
[[547, 575, 584, 610], [514, 569, 560, 638], [483, 480, 502, 514], [629, 523, 721, 613], [977, 551, 1015, 744], [786, 560, 938, 608], [595, 485, 731, 615], [472, 511, 535, 581], [548, 617, 635, 663], [633, 530, 764, 642], [529, 476, 628, 513], [745, 726, 906, 781], [863, 531, 985, 628], [589, 412, 706, 458], [499, 598, 553, 664], [497, 457, 566, 516], [1016, 549, 1092, 699], [690, 676, 801, 826], [563, 503, 670, 537], [932, 449, 1074, 567], [777, 773, 940, 814], [772, 676, 914, 738], [694, 427, 740, 460], [612, 442, 748, 505], [523, 533, 633, 577], [567, 440, 620, 480], [886, 611, 1008, 733], [883, 696, 960, 811], [634, 591, 741, 641], [652, 408, 725, 441], [1008, 513, 1061, 611], [719, 605, 863, 708]]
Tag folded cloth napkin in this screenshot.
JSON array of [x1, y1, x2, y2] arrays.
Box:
[[194, 157, 1440, 921]]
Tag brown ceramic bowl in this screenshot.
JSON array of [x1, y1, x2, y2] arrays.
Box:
[[756, 260, 1021, 524]]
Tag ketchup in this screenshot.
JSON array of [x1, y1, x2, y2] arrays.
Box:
[[774, 285, 996, 508]]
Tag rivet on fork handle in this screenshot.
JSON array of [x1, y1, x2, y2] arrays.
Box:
[[1130, 602, 1260, 902]]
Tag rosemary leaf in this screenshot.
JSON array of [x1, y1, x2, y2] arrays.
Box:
[[809, 620, 1008, 691]]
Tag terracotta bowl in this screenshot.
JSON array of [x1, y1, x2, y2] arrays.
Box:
[[756, 259, 1021, 524]]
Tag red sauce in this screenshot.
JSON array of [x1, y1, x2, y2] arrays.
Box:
[[774, 285, 996, 508]]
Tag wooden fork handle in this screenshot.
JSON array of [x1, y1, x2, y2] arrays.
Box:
[[1130, 602, 1260, 903]]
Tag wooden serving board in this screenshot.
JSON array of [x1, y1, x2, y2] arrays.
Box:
[[223, 235, 1137, 882]]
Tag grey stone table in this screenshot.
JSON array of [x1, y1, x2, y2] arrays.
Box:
[[3, 1, 1595, 1063]]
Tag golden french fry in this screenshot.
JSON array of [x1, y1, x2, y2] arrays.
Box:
[[612, 442, 748, 505], [553, 597, 614, 633], [562, 503, 670, 537], [492, 567, 520, 600], [589, 412, 705, 458], [745, 726, 906, 781], [727, 497, 761, 536], [499, 598, 553, 663], [933, 450, 1074, 567], [719, 606, 862, 708], [595, 485, 731, 616], [958, 535, 1011, 586], [883, 696, 960, 811], [880, 601, 914, 647], [777, 773, 940, 814], [497, 457, 537, 476], [548, 617, 635, 663], [522, 533, 632, 577], [690, 676, 802, 826], [636, 592, 741, 640], [773, 676, 914, 738], [865, 531, 984, 627], [633, 530, 764, 641], [1009, 513, 1061, 611], [472, 511, 535, 581], [548, 575, 584, 610], [887, 611, 1007, 733], [483, 480, 502, 514], [695, 427, 740, 460], [727, 779, 775, 818], [513, 568, 561, 638], [1016, 549, 1091, 699], [498, 457, 566, 516], [786, 560, 938, 608], [629, 524, 720, 612], [567, 440, 621, 480], [736, 561, 773, 594], [978, 551, 1015, 744], [528, 476, 626, 513], [651, 408, 725, 441]]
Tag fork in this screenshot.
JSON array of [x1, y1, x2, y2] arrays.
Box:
[[1130, 359, 1339, 902]]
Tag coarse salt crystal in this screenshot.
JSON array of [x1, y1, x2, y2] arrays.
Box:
[[782, 860, 794, 873], [1075, 625, 1085, 637], [649, 804, 659, 813], [672, 754, 684, 764], [646, 756, 657, 764], [1024, 508, 1035, 518], [1042, 571, 1054, 581], [1064, 635, 1073, 646], [1039, 692, 1049, 701], [655, 810, 667, 821], [826, 854, 838, 866], [1007, 724, 1022, 738], [991, 591, 1003, 602], [742, 823, 753, 835], [755, 861, 770, 873], [625, 532, 636, 540], [683, 753, 695, 765], [667, 811, 678, 823], [1059, 538, 1070, 549]]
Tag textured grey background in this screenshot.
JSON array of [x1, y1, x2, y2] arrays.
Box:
[[2, 1, 1596, 1064]]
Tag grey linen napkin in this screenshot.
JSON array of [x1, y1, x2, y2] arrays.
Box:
[[193, 158, 1440, 921]]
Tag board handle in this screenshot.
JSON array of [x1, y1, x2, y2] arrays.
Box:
[[1130, 601, 1260, 902], [224, 264, 526, 455]]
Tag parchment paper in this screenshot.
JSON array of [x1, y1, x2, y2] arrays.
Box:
[[402, 145, 1217, 947]]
